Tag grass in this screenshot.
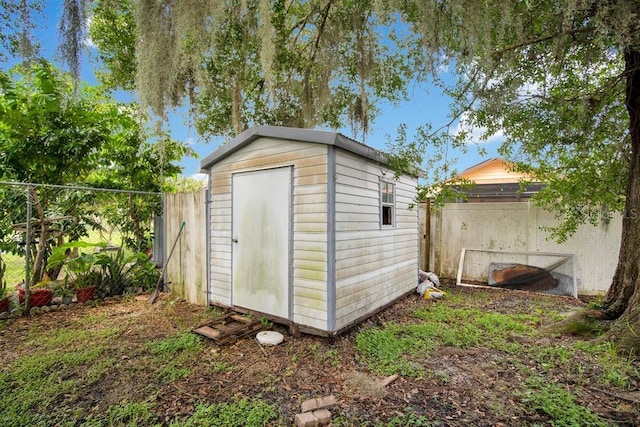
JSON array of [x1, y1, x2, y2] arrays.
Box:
[[355, 304, 540, 376], [146, 331, 204, 358], [0, 299, 276, 426], [0, 347, 110, 426], [2, 251, 26, 287], [520, 377, 609, 427], [0, 287, 636, 426], [353, 293, 632, 426], [1, 227, 127, 287]]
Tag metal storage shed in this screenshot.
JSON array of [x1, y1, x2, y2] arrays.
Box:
[[200, 125, 418, 335]]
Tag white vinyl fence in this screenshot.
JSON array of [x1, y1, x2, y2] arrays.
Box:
[[422, 201, 621, 295]]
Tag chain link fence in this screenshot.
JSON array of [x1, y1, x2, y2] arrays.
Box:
[[0, 181, 164, 317]]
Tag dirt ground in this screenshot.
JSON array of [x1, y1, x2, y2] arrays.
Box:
[[1, 280, 639, 426]]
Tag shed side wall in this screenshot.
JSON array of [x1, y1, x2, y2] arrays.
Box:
[[207, 137, 329, 330], [334, 150, 418, 330]]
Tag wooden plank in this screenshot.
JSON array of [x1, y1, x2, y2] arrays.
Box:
[[193, 326, 222, 339], [192, 313, 263, 345]]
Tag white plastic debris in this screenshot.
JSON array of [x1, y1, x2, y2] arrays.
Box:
[[256, 331, 284, 346], [417, 270, 445, 300], [425, 271, 440, 288]]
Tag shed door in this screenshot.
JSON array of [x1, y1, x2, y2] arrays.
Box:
[[232, 167, 291, 319]]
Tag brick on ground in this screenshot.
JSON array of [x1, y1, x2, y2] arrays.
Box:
[[294, 412, 318, 427], [300, 395, 337, 413], [294, 409, 332, 427]]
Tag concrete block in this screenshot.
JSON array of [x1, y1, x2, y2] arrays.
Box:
[[294, 409, 332, 427], [313, 409, 331, 425], [294, 412, 318, 427], [301, 395, 337, 413]]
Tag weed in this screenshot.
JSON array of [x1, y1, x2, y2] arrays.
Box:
[[356, 305, 540, 375], [381, 413, 437, 426], [107, 401, 159, 426], [355, 326, 425, 376], [172, 398, 277, 426], [575, 341, 638, 388], [259, 315, 273, 328], [520, 377, 609, 426], [531, 345, 575, 371], [211, 361, 235, 373], [258, 373, 280, 392], [81, 312, 109, 325], [312, 347, 341, 366], [158, 364, 191, 383], [146, 331, 203, 358], [333, 410, 436, 427], [0, 347, 105, 426], [81, 401, 160, 426], [586, 296, 605, 310], [428, 369, 450, 385]]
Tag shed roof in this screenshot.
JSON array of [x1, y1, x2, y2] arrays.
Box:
[[200, 125, 387, 172]]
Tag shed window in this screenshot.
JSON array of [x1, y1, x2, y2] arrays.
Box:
[[381, 181, 395, 227]]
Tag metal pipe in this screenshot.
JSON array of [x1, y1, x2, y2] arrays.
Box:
[[0, 180, 160, 196], [24, 187, 32, 311]]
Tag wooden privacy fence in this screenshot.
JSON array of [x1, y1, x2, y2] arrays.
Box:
[[163, 189, 207, 305]]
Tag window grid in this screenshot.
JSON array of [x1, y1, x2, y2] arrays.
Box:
[[381, 180, 395, 227]]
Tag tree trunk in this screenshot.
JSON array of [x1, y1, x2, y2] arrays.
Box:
[[602, 46, 640, 352], [30, 189, 49, 285]]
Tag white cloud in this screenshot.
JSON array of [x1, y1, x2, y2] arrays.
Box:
[[190, 173, 208, 182], [84, 17, 95, 48], [451, 111, 505, 144]]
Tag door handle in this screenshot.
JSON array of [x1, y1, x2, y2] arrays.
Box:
[[232, 237, 238, 243]]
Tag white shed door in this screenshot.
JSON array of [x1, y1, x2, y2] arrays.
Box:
[[232, 168, 291, 319]]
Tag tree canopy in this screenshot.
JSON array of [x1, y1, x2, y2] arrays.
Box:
[[3, 0, 640, 350], [88, 0, 419, 140], [0, 60, 191, 281]]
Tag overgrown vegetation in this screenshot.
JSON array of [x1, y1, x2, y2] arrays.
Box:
[[354, 291, 638, 426], [0, 60, 192, 290], [355, 305, 536, 376], [0, 286, 637, 425]]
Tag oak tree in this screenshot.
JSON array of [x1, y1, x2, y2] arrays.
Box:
[[11, 0, 640, 350]]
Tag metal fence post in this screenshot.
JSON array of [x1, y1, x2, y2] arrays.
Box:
[[24, 186, 31, 311], [153, 204, 165, 267]]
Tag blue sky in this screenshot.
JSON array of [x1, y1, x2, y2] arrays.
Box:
[[11, 1, 502, 180]]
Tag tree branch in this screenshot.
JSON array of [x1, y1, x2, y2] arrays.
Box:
[[492, 26, 596, 58]]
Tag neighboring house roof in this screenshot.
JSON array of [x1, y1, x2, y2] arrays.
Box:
[[457, 158, 534, 184], [454, 158, 543, 201], [200, 125, 388, 171]]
